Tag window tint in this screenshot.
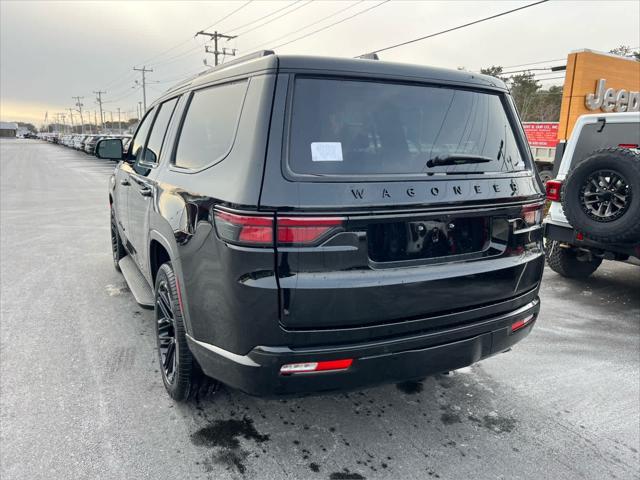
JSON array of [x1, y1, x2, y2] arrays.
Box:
[[131, 108, 156, 162], [174, 81, 247, 170], [142, 98, 178, 164], [289, 78, 525, 177]]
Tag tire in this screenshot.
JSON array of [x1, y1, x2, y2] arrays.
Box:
[[110, 207, 126, 272], [544, 240, 602, 278], [561, 147, 640, 243], [538, 169, 553, 185], [154, 262, 218, 401]]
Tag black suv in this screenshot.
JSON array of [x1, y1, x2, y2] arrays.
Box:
[[98, 52, 545, 401]]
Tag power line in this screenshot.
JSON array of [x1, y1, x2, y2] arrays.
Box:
[[231, 0, 313, 38], [270, 0, 390, 51], [365, 0, 549, 55], [537, 76, 566, 82], [245, 0, 364, 52], [199, 0, 254, 33], [225, 0, 304, 34], [104, 85, 142, 105], [500, 58, 565, 70]]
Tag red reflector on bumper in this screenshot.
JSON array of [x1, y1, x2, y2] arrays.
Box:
[[511, 315, 535, 332], [280, 359, 353, 375]]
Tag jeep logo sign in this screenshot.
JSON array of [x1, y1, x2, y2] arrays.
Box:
[[585, 79, 640, 112]]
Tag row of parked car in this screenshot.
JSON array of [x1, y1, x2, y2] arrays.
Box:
[[39, 132, 132, 156]]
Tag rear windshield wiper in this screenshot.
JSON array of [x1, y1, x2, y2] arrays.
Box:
[[426, 155, 493, 168]]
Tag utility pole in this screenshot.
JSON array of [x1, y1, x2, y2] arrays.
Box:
[[94, 111, 98, 132], [137, 102, 142, 120], [93, 90, 106, 131], [67, 108, 75, 133], [73, 96, 85, 134], [117, 107, 122, 133], [109, 111, 113, 132], [133, 66, 153, 111], [196, 30, 237, 66], [59, 113, 67, 134]]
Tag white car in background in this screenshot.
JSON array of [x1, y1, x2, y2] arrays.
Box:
[[544, 112, 640, 278]]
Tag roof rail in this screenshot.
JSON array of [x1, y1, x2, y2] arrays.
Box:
[[211, 50, 275, 72], [163, 50, 275, 96]]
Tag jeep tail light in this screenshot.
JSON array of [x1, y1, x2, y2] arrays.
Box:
[[214, 210, 274, 246], [280, 359, 353, 375], [618, 143, 638, 149], [277, 216, 344, 246], [521, 203, 544, 226], [546, 180, 562, 202]]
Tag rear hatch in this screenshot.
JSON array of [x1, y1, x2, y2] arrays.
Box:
[[263, 75, 544, 330]]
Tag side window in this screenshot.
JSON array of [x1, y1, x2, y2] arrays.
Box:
[[174, 80, 247, 170], [130, 108, 156, 162], [142, 97, 179, 165]]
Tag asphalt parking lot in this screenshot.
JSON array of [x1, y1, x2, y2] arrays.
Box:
[[1, 138, 638, 480]]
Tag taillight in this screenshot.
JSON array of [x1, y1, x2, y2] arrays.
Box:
[[213, 209, 344, 247], [546, 180, 562, 202], [521, 202, 544, 226], [280, 359, 353, 375], [619, 143, 639, 149], [214, 210, 274, 246], [277, 216, 344, 246], [511, 314, 535, 332]]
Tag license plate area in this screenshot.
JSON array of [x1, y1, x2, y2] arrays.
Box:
[[367, 216, 491, 264]]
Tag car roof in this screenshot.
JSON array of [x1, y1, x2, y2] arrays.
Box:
[[574, 112, 640, 125], [157, 52, 508, 106]]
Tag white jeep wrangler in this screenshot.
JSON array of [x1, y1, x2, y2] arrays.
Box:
[[544, 112, 640, 278]]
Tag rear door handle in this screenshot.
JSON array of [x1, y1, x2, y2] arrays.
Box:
[[139, 186, 152, 197], [120, 178, 130, 186]]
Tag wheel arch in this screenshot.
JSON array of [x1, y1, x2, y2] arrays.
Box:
[[148, 231, 177, 284]]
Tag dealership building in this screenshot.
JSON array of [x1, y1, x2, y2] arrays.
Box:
[[524, 49, 639, 180], [0, 122, 18, 137]]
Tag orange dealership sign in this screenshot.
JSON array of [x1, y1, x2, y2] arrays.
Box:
[[557, 50, 640, 141]]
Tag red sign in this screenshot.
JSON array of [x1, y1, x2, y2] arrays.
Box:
[[522, 122, 559, 148]]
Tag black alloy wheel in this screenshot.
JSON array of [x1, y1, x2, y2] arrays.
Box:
[[156, 279, 178, 385], [111, 208, 126, 272], [580, 169, 631, 222], [154, 262, 218, 401]]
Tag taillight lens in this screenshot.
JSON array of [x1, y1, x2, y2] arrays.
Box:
[[277, 216, 344, 246], [619, 143, 639, 149], [214, 209, 344, 247], [546, 180, 562, 202], [214, 210, 274, 246], [280, 359, 353, 375], [521, 203, 544, 226]]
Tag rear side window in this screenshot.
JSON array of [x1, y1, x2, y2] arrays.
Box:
[[288, 78, 526, 177], [174, 80, 248, 170], [143, 97, 178, 164]]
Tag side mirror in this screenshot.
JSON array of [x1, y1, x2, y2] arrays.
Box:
[[96, 138, 123, 160]]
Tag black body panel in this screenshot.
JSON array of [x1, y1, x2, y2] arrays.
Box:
[[108, 52, 545, 396]]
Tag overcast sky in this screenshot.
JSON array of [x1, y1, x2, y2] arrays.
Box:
[[1, 0, 639, 126]]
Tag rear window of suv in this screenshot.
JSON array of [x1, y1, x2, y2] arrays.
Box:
[[288, 77, 526, 178]]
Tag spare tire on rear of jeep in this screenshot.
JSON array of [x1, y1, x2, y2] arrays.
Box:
[[562, 147, 640, 244]]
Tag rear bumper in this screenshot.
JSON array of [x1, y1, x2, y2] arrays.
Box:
[[187, 298, 540, 397], [544, 221, 639, 258]]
